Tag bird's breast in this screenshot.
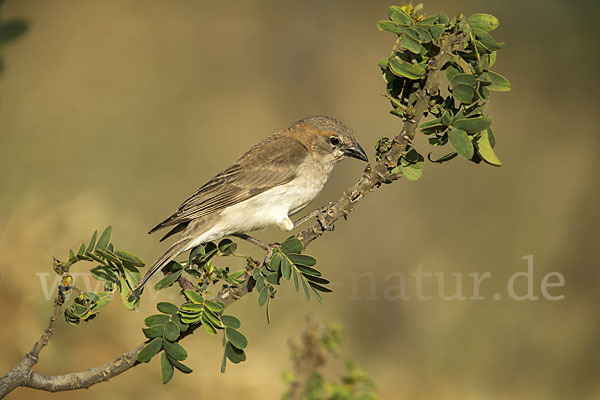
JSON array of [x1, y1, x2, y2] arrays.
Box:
[[216, 155, 333, 234]]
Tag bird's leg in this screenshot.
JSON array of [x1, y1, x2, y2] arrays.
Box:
[[293, 202, 337, 231]]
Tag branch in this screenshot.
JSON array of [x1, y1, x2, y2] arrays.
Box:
[[0, 291, 64, 397], [298, 33, 461, 247], [0, 31, 464, 398]]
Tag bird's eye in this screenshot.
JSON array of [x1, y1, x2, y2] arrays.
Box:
[[329, 136, 340, 146]]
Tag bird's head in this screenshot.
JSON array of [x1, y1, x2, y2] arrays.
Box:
[[292, 115, 369, 165]]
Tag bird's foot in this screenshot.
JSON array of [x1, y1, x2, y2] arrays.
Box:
[[293, 202, 336, 231]]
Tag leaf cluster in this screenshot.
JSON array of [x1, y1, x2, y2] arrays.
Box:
[[254, 237, 331, 322], [377, 4, 510, 175], [61, 227, 146, 323], [137, 302, 192, 384]]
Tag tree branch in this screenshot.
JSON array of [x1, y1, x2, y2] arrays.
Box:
[[0, 291, 64, 397], [298, 34, 461, 247]]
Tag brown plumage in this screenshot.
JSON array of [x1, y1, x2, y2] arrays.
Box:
[[133, 116, 368, 293]]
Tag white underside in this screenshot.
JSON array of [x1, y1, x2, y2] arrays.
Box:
[[184, 153, 337, 251]]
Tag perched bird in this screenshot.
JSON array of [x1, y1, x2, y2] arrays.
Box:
[[132, 116, 368, 292]]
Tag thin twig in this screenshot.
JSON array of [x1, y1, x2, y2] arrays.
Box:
[[232, 233, 270, 251]]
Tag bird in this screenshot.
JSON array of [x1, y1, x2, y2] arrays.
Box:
[[132, 115, 368, 293]]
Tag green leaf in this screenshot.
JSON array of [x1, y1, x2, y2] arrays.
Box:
[[427, 24, 444, 42], [280, 238, 303, 254], [157, 302, 178, 315], [221, 352, 228, 374], [269, 252, 282, 272], [419, 118, 445, 135], [202, 315, 218, 335], [162, 340, 187, 361], [399, 165, 422, 181], [452, 84, 477, 104], [378, 56, 389, 69], [221, 315, 241, 329], [441, 110, 453, 126], [488, 52, 497, 68], [411, 26, 432, 43], [189, 245, 205, 261], [265, 272, 279, 285], [437, 13, 449, 25], [449, 129, 474, 159], [115, 250, 144, 267], [453, 116, 492, 133], [300, 277, 311, 302], [258, 286, 268, 307], [388, 6, 412, 25], [307, 281, 333, 293], [204, 300, 224, 313], [303, 274, 330, 285], [164, 322, 180, 342], [296, 265, 322, 277], [308, 285, 323, 304], [377, 20, 409, 35], [86, 231, 97, 253], [472, 28, 504, 51], [225, 328, 248, 349], [388, 56, 426, 80], [184, 289, 204, 304], [292, 267, 299, 291], [400, 31, 422, 54], [166, 354, 193, 374], [476, 130, 502, 166], [180, 302, 204, 312], [218, 238, 237, 255], [487, 127, 496, 148], [444, 65, 461, 81], [171, 314, 188, 333], [225, 342, 246, 364], [486, 70, 511, 91], [450, 73, 478, 88], [468, 13, 499, 32], [287, 254, 317, 266], [94, 292, 112, 308], [428, 152, 458, 163], [90, 265, 119, 283], [256, 275, 265, 293], [145, 314, 170, 327], [77, 242, 85, 256], [143, 325, 165, 339], [154, 270, 182, 290], [119, 278, 139, 310], [160, 352, 174, 384], [137, 337, 162, 363], [95, 226, 112, 251], [281, 256, 292, 280], [205, 309, 223, 329]]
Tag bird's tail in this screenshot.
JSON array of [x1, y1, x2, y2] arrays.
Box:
[[131, 238, 192, 294]]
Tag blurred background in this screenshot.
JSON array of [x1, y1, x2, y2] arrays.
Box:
[[1, 0, 598, 399]]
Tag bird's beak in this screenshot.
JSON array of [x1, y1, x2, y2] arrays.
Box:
[[344, 142, 369, 162]]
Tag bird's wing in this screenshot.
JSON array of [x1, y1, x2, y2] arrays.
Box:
[[149, 132, 308, 234]]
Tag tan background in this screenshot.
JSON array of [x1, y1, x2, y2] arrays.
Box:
[[1, 0, 598, 399]]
